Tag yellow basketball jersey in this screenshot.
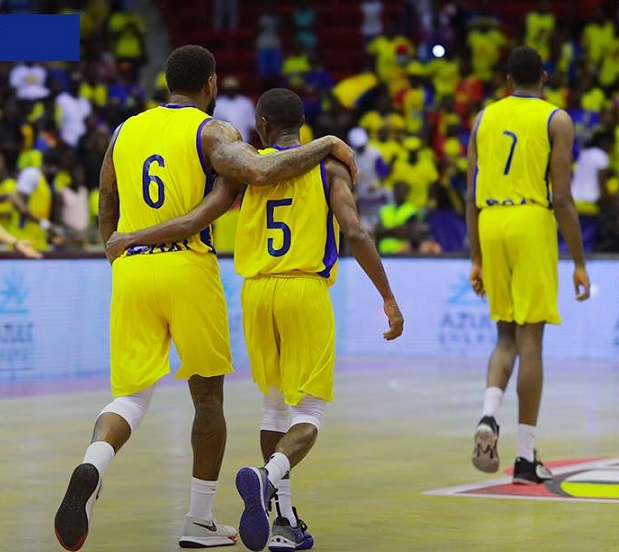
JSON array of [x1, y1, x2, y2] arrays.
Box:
[[234, 147, 340, 285], [113, 104, 215, 255], [475, 95, 559, 209]]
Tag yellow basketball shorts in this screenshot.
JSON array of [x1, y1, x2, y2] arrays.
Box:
[[479, 205, 561, 325], [110, 251, 233, 397], [242, 276, 336, 406]]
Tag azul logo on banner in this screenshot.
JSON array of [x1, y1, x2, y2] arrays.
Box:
[[0, 271, 34, 374], [438, 273, 495, 356]]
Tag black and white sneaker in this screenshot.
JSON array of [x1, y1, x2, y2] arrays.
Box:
[[472, 415, 500, 473], [513, 451, 553, 485], [54, 463, 102, 551]]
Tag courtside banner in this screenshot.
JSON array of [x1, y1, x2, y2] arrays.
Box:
[[0, 14, 80, 62]]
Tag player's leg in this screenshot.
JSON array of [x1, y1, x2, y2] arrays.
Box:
[[473, 208, 513, 473], [237, 277, 332, 551], [259, 387, 293, 525], [169, 253, 236, 548], [236, 278, 284, 551], [509, 206, 558, 484], [55, 256, 169, 551]]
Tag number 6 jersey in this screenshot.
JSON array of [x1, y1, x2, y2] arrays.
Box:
[[113, 104, 215, 255], [234, 146, 340, 286], [474, 95, 559, 210]]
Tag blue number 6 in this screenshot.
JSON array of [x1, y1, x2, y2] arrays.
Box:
[[266, 198, 292, 257], [502, 131, 518, 175], [142, 154, 165, 208]]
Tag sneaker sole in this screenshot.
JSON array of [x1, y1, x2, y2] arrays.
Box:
[[236, 468, 270, 552], [268, 534, 314, 551], [54, 463, 100, 551], [471, 425, 499, 473], [179, 535, 238, 548], [512, 475, 553, 486]]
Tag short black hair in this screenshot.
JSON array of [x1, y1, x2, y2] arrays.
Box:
[[165, 45, 216, 94], [507, 46, 543, 86], [256, 88, 304, 131]]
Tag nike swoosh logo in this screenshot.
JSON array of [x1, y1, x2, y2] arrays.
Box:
[[193, 521, 217, 532]]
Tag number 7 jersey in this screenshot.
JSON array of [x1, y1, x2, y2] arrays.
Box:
[[113, 104, 215, 254], [474, 95, 559, 209], [234, 147, 340, 286]]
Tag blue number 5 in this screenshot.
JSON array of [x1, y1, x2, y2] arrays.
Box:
[[502, 131, 518, 175], [266, 198, 292, 257], [142, 154, 165, 208]]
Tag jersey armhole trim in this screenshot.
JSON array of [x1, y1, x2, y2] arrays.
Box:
[[196, 117, 214, 175], [547, 108, 559, 145], [110, 122, 125, 156]]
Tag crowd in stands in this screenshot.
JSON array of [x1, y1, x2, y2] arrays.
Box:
[[230, 0, 618, 255], [0, 0, 146, 252], [0, 0, 616, 256]]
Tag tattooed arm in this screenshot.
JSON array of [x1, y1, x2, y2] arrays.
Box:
[[99, 126, 121, 247], [201, 120, 357, 185]]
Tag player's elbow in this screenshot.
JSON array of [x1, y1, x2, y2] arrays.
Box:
[[342, 224, 368, 244], [183, 216, 204, 236], [553, 194, 575, 209]]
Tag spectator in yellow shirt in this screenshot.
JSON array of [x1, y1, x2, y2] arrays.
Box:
[[581, 7, 616, 69], [389, 136, 439, 210], [525, 0, 555, 61], [467, 19, 506, 82]]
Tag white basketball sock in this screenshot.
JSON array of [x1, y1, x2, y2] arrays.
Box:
[[264, 452, 290, 487], [482, 387, 504, 421], [188, 478, 217, 520], [82, 441, 115, 479], [274, 479, 297, 526], [517, 424, 536, 462]]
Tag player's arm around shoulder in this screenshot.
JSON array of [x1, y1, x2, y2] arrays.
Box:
[[202, 119, 357, 185], [105, 176, 242, 262], [327, 158, 404, 340]]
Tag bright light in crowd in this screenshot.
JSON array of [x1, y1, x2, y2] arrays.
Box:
[[432, 44, 446, 58]]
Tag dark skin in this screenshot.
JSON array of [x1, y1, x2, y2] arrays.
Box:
[[106, 108, 404, 478], [465, 72, 590, 427], [95, 77, 357, 481]]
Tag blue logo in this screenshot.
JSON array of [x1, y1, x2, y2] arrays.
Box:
[[446, 274, 486, 307], [0, 272, 29, 314]]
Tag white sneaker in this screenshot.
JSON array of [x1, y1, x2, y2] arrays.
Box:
[[55, 463, 102, 551], [179, 515, 238, 548]]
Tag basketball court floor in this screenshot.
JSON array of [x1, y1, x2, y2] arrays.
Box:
[[1, 356, 617, 552]]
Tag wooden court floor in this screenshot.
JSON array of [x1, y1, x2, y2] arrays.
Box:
[[1, 356, 617, 552]]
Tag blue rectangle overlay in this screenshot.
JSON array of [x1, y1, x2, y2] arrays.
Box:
[[0, 15, 80, 62]]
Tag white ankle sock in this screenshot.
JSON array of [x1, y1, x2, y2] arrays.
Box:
[[517, 424, 536, 462], [264, 452, 290, 487], [82, 441, 115, 478], [274, 479, 296, 526], [482, 387, 504, 421], [188, 478, 217, 520]]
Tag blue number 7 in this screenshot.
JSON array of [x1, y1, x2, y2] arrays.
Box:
[[502, 131, 518, 175], [266, 198, 293, 257]]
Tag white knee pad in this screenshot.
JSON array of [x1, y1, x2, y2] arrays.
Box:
[[98, 385, 155, 433], [261, 387, 291, 433], [291, 395, 326, 432]]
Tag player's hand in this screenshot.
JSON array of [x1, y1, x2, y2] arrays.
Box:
[[106, 231, 132, 263], [383, 298, 404, 340], [469, 262, 485, 297], [573, 264, 590, 301], [15, 240, 42, 259], [328, 136, 358, 183]]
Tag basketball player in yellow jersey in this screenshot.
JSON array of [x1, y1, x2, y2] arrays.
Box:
[[466, 46, 591, 485], [55, 46, 357, 552], [105, 88, 404, 552]]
